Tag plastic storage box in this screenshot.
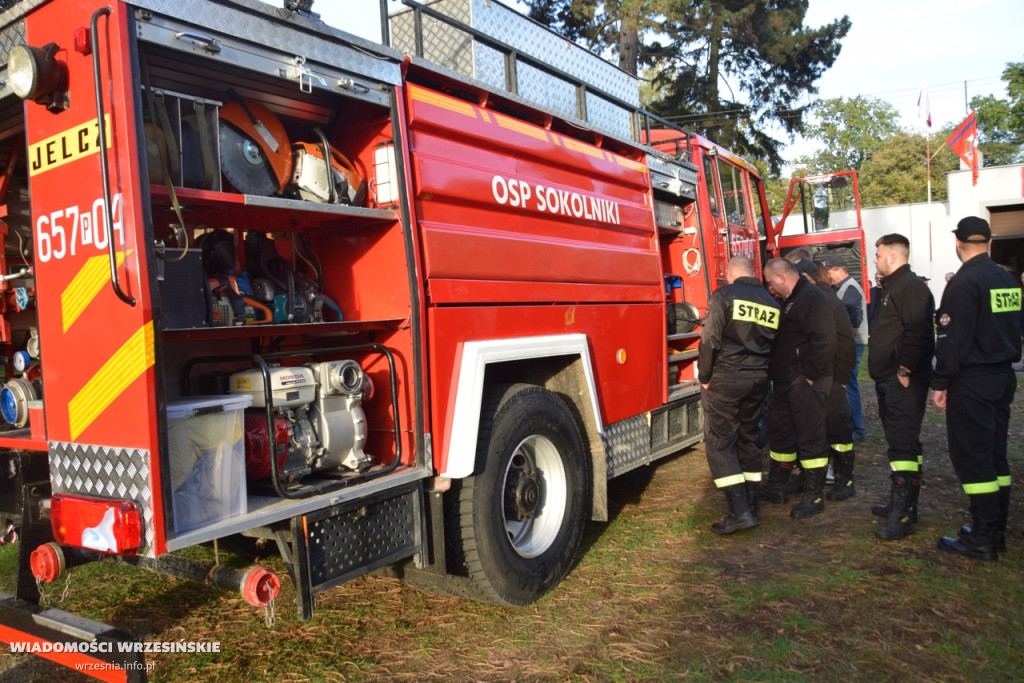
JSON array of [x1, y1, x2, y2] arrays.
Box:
[[166, 395, 252, 533]]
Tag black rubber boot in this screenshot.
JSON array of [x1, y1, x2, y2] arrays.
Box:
[[745, 481, 761, 518], [872, 472, 920, 522], [827, 451, 856, 501], [876, 474, 916, 540], [958, 526, 1006, 554], [762, 460, 792, 505], [790, 467, 826, 519], [711, 484, 758, 535], [787, 469, 805, 494], [941, 492, 1000, 561]]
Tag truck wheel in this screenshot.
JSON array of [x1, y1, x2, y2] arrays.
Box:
[[450, 383, 591, 605]]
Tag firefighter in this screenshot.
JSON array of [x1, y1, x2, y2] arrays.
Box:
[[868, 234, 935, 540], [932, 217, 1022, 561], [698, 256, 780, 534], [761, 258, 836, 518]]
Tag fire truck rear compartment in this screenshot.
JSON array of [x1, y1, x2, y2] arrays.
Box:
[[130, 20, 426, 571]]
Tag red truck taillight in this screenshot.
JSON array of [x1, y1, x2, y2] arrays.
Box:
[[50, 494, 142, 555]]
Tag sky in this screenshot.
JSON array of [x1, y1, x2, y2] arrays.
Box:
[[320, 0, 1024, 163]]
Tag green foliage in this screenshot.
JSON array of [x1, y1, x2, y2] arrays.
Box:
[[858, 131, 957, 206], [750, 158, 791, 217], [797, 96, 900, 172], [527, 0, 851, 174], [972, 61, 1024, 165]]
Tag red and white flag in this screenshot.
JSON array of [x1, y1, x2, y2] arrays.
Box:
[[917, 85, 931, 128], [945, 111, 978, 186]]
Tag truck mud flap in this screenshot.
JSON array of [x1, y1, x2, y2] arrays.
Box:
[[293, 481, 424, 619], [0, 592, 146, 682]]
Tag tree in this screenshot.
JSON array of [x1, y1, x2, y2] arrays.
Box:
[[526, 0, 672, 75], [794, 96, 901, 173], [972, 60, 1024, 165], [527, 1, 850, 172], [856, 131, 957, 207]]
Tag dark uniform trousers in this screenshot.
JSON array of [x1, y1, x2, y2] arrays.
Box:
[[767, 374, 832, 469], [946, 367, 1016, 497], [825, 379, 853, 457], [702, 374, 770, 487], [875, 375, 928, 474]]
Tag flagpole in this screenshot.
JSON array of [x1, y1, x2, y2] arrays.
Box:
[[927, 130, 932, 261]]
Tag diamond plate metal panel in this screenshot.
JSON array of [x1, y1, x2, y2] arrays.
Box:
[[0, 19, 24, 67], [390, 0, 638, 140], [603, 414, 652, 479], [130, 0, 402, 86], [50, 442, 157, 557]]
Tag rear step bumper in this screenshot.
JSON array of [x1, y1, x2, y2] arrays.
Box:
[[0, 592, 146, 682]]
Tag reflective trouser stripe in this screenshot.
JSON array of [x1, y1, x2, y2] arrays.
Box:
[[770, 451, 797, 463], [963, 480, 1000, 495], [890, 460, 920, 473], [830, 443, 853, 452], [714, 473, 746, 488], [998, 475, 1011, 487], [801, 458, 829, 469], [744, 471, 762, 483]]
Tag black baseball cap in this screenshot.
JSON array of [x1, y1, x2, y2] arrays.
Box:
[[952, 216, 991, 243], [821, 257, 846, 270]]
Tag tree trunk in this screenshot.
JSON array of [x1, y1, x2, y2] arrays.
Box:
[[618, 18, 639, 75]]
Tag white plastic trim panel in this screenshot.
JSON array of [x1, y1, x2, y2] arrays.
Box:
[[441, 334, 604, 478]]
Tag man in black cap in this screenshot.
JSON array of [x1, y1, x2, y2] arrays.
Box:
[[698, 256, 779, 534], [869, 234, 935, 540], [761, 258, 836, 518], [932, 216, 1022, 561]]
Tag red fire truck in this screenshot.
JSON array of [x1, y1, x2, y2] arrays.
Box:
[[0, 0, 778, 677]]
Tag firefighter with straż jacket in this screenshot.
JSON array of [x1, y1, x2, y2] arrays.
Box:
[[932, 217, 1022, 561], [761, 258, 836, 518], [867, 233, 934, 541], [698, 256, 780, 534]]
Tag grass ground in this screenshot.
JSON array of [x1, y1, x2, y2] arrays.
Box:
[[1, 382, 1022, 681]]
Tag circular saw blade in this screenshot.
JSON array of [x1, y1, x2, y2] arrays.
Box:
[[219, 121, 278, 196]]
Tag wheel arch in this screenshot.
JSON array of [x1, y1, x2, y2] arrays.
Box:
[[440, 334, 607, 520]]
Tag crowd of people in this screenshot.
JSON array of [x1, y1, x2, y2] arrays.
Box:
[[698, 216, 1021, 562]]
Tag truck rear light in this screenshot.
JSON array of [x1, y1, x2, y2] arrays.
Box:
[[50, 494, 142, 555]]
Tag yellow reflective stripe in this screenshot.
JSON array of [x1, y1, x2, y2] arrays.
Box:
[[830, 443, 853, 452], [410, 84, 477, 119], [917, 454, 924, 465], [715, 473, 746, 488], [614, 155, 646, 173], [963, 481, 1000, 495], [496, 112, 551, 142], [68, 321, 155, 440], [61, 251, 129, 333], [732, 299, 779, 329], [770, 451, 796, 463], [889, 460, 920, 472], [990, 288, 1022, 312], [801, 458, 829, 469], [997, 475, 1011, 487], [744, 472, 762, 483]]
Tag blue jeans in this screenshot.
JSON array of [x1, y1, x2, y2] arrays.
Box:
[[847, 344, 865, 438]]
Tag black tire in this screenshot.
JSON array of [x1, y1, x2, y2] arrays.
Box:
[[449, 383, 591, 606]]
